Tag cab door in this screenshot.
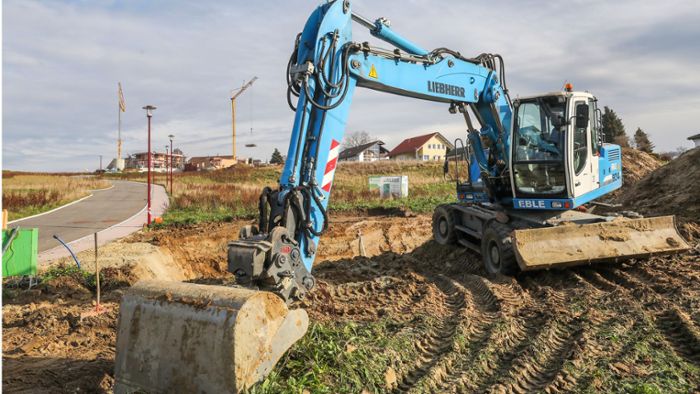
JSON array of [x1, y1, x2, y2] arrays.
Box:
[[570, 99, 597, 197]]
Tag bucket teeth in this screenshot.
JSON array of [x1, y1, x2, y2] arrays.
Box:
[[512, 216, 690, 271], [113, 280, 309, 393]]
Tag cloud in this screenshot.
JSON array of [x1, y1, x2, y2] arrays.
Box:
[[3, 0, 699, 171]]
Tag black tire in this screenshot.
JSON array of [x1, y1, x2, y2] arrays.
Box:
[[481, 222, 518, 275], [433, 205, 457, 245]]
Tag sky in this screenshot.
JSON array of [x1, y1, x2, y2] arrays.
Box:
[[3, 0, 699, 172]]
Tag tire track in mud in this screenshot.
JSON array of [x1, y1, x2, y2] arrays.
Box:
[[416, 274, 552, 393], [307, 274, 436, 321], [403, 275, 508, 393], [489, 317, 584, 394], [598, 267, 700, 365], [307, 230, 699, 392], [393, 275, 466, 392], [477, 272, 588, 394], [624, 264, 700, 327]]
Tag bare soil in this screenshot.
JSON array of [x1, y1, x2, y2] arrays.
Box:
[[618, 147, 700, 221], [3, 149, 700, 392]]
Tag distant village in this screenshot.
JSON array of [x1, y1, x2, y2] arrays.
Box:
[[106, 131, 461, 173]]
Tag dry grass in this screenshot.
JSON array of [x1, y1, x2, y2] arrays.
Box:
[[109, 161, 455, 225], [2, 173, 111, 220]]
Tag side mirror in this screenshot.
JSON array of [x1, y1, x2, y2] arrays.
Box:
[[575, 104, 589, 129]]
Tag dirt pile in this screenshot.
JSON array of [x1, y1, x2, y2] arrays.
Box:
[[620, 147, 665, 187], [4, 214, 699, 393], [298, 236, 700, 392], [619, 147, 700, 221], [3, 277, 120, 392]]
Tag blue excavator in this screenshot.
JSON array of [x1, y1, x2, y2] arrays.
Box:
[[113, 1, 690, 392]]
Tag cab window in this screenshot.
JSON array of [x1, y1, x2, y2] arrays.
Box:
[[573, 101, 588, 175], [589, 98, 599, 154], [512, 97, 567, 196]]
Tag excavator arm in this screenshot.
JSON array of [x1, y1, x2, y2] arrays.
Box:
[[114, 2, 690, 392], [228, 0, 514, 304]]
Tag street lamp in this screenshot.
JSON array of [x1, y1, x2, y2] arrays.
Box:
[[165, 145, 170, 190], [168, 134, 174, 195], [142, 105, 156, 225]]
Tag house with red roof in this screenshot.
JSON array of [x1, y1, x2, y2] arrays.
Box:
[[388, 132, 454, 161]]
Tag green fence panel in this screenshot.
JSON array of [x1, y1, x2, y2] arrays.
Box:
[[2, 228, 38, 277]]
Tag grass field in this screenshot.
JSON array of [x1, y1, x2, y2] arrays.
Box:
[[108, 161, 456, 226], [2, 172, 111, 221]]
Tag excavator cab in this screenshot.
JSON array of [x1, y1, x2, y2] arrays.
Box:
[[439, 88, 688, 273], [510, 90, 617, 208], [488, 89, 688, 271]]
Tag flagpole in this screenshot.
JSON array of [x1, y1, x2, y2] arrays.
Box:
[[118, 103, 122, 160]]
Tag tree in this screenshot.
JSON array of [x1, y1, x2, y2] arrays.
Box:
[[342, 130, 372, 148], [601, 106, 629, 147], [633, 127, 655, 153], [270, 148, 284, 164]]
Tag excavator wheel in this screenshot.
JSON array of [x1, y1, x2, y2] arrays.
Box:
[[433, 205, 457, 245], [481, 221, 518, 275]]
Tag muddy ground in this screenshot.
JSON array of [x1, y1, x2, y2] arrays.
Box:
[[3, 214, 699, 393], [3, 150, 700, 392]]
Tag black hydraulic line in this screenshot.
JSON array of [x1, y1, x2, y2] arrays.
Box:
[[290, 97, 309, 182], [302, 44, 353, 111], [258, 187, 272, 232]]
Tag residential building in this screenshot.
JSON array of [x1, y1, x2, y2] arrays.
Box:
[[185, 155, 237, 171], [688, 133, 700, 148], [388, 132, 454, 161], [338, 140, 389, 162], [125, 151, 185, 172]]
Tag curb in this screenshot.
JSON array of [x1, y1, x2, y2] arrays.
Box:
[[38, 183, 169, 264]]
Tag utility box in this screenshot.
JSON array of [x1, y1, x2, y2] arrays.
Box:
[[369, 176, 409, 198], [2, 228, 38, 277]]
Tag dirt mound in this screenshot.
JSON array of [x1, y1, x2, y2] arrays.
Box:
[[619, 147, 700, 221], [4, 215, 699, 393], [620, 147, 665, 187], [3, 286, 120, 393], [295, 236, 700, 393]]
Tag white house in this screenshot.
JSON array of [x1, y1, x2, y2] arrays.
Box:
[[338, 140, 389, 162], [688, 133, 700, 148]]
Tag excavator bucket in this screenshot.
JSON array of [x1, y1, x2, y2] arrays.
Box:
[[512, 215, 690, 271], [113, 280, 308, 394]]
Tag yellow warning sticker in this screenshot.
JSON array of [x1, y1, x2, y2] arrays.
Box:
[[368, 64, 378, 79]]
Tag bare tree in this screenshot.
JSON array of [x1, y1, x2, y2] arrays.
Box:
[[342, 130, 372, 148]]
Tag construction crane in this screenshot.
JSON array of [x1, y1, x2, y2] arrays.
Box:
[[230, 77, 258, 161]]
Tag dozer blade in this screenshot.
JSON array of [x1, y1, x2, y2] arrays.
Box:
[[512, 215, 690, 271], [113, 280, 308, 394]]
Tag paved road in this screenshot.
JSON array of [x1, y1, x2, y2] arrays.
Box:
[[9, 181, 149, 252]]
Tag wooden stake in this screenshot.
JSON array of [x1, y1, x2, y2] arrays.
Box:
[[2, 209, 7, 230], [94, 232, 100, 308]]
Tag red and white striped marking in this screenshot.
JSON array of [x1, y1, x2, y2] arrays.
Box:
[[321, 139, 340, 192]]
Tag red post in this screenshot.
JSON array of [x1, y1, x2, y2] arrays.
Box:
[[170, 139, 174, 195], [143, 105, 156, 225], [147, 116, 152, 225], [168, 134, 174, 196], [165, 145, 170, 191]]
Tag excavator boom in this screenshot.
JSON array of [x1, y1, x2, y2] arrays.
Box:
[[114, 1, 690, 392]]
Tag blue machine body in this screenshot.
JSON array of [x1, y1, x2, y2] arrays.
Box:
[[280, 0, 620, 272]]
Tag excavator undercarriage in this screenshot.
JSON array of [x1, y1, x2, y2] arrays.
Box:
[[113, 1, 691, 392]]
